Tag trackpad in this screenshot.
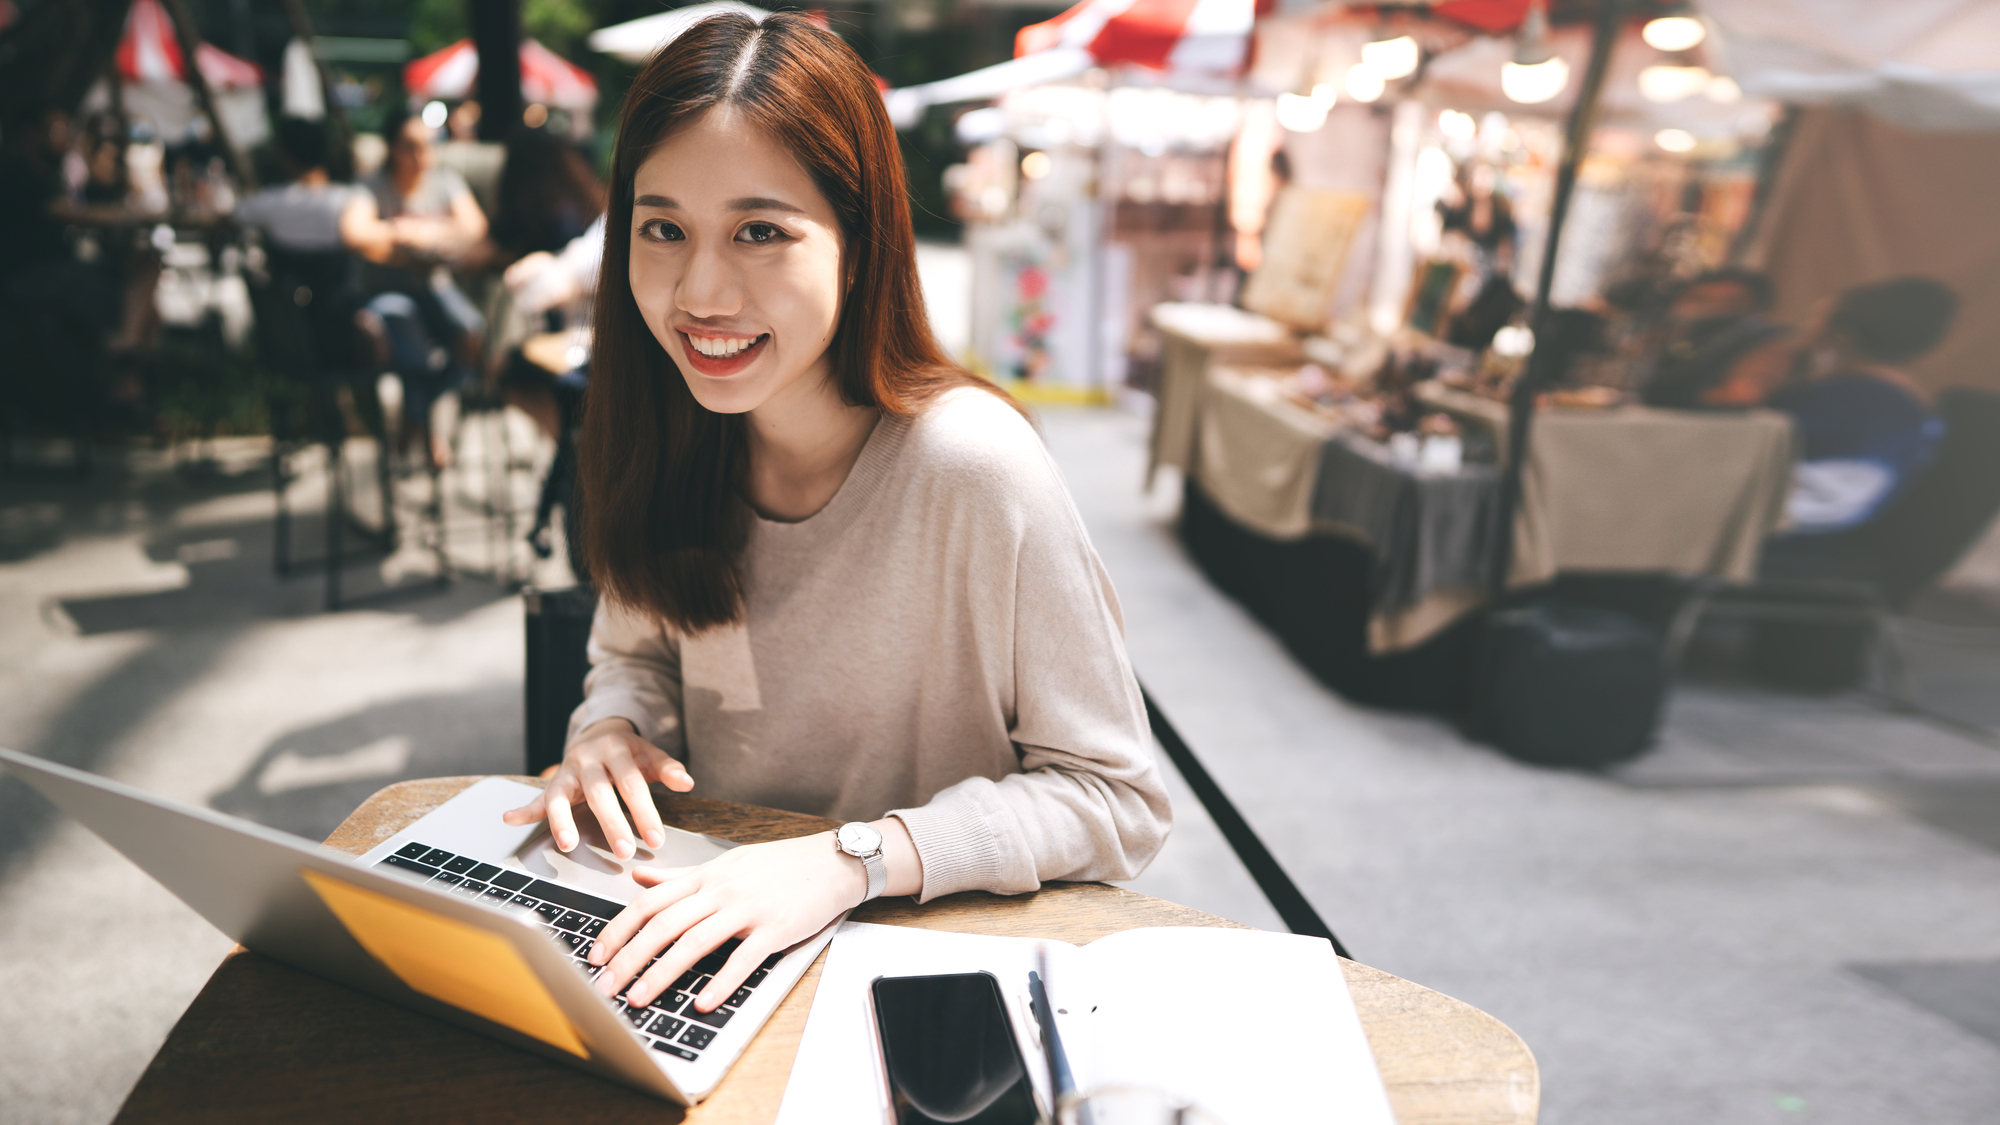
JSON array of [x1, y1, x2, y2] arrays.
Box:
[[512, 801, 736, 905]]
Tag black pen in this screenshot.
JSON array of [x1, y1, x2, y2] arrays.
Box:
[[1029, 951, 1082, 1121]]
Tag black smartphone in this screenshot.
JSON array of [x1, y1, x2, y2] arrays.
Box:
[[869, 971, 1041, 1125]]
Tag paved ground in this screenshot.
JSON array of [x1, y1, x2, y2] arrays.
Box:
[[3, 402, 1999, 1125]]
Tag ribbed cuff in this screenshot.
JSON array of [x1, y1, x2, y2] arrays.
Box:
[[889, 785, 1007, 903]]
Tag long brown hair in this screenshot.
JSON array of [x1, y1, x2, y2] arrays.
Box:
[[579, 12, 1018, 634]]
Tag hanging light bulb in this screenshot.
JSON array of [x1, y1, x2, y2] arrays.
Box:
[[1642, 16, 1706, 52], [1438, 109, 1477, 141], [1275, 83, 1338, 133], [1503, 0, 1568, 104], [1361, 35, 1420, 81], [1346, 63, 1386, 103], [1639, 64, 1713, 103]]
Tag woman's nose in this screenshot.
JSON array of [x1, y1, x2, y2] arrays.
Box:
[[676, 243, 744, 320]]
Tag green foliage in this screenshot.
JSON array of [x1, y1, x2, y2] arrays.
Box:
[[405, 0, 596, 61]]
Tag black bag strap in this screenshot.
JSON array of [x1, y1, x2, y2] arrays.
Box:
[[1140, 682, 1352, 960]]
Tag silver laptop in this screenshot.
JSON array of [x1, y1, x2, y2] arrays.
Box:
[[0, 748, 839, 1105]]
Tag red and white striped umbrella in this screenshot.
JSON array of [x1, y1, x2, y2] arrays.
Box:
[[404, 38, 599, 112], [117, 0, 265, 89], [1014, 0, 1271, 75]]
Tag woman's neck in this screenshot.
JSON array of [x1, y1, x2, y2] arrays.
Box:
[[743, 370, 880, 523]]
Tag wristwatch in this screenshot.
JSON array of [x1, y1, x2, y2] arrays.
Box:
[[833, 821, 888, 903]]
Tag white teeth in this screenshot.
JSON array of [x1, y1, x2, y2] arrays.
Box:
[[688, 334, 760, 358]]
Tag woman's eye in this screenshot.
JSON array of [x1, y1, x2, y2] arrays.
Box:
[[639, 219, 684, 242], [738, 222, 785, 244]]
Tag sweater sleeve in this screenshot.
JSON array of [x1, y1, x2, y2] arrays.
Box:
[[890, 427, 1172, 901], [566, 598, 687, 758]]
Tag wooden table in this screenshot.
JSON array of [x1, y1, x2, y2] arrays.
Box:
[[115, 778, 1539, 1124]]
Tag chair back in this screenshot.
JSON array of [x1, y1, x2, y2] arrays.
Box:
[[1861, 387, 2000, 607], [245, 246, 364, 383]]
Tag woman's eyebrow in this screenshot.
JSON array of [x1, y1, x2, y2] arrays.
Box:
[[631, 195, 805, 215]]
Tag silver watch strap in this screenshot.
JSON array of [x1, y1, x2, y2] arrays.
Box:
[[860, 850, 887, 902]]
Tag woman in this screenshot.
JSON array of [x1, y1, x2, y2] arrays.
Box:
[[501, 14, 1170, 1020]]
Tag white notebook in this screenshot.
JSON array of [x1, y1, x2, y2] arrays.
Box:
[[775, 921, 1397, 1125]]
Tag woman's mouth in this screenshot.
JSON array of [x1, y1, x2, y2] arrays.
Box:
[[679, 331, 769, 376]]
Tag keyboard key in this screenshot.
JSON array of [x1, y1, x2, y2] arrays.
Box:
[[467, 863, 502, 883], [693, 940, 740, 975], [622, 1004, 653, 1028], [443, 855, 478, 874], [554, 911, 588, 933], [744, 969, 767, 988], [394, 842, 431, 860], [419, 848, 454, 867], [456, 881, 489, 897], [684, 1005, 734, 1030], [481, 886, 513, 904], [651, 991, 687, 1014], [573, 940, 593, 960], [679, 1026, 716, 1050], [672, 970, 700, 992], [692, 975, 712, 994], [533, 902, 564, 924], [511, 894, 538, 907], [725, 988, 751, 1009], [490, 870, 532, 892], [522, 879, 623, 921], [760, 952, 784, 971], [647, 1014, 685, 1038], [554, 931, 585, 952], [379, 855, 438, 877], [650, 1039, 698, 1061], [580, 918, 605, 938], [433, 872, 464, 886]]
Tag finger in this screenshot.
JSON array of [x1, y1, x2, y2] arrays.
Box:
[[632, 913, 741, 1009], [606, 896, 713, 1004], [591, 874, 698, 968], [694, 937, 781, 1013], [499, 793, 547, 826], [630, 865, 695, 888], [544, 783, 581, 852], [654, 755, 695, 793], [611, 753, 666, 850], [578, 763, 639, 859]]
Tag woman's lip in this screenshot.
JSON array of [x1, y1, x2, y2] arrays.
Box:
[[677, 330, 769, 377]]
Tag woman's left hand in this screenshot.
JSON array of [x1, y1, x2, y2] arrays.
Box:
[[587, 831, 869, 1014]]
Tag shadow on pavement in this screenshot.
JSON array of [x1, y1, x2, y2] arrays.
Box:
[[211, 684, 525, 844]]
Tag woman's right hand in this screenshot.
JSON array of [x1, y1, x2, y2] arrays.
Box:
[[501, 718, 695, 858]]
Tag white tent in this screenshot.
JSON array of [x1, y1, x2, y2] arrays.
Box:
[[587, 3, 773, 65], [1703, 0, 2000, 130]]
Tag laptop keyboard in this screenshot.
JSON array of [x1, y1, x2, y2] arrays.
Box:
[[377, 839, 783, 1063]]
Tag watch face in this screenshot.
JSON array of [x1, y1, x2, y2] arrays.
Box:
[[836, 822, 883, 856]]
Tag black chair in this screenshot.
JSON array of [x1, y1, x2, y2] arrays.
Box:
[[244, 242, 416, 611], [1665, 387, 2000, 698]]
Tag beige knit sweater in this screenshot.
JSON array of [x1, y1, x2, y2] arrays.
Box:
[[568, 389, 1172, 902]]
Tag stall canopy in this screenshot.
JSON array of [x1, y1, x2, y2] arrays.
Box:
[[97, 0, 269, 146], [588, 2, 773, 65], [404, 38, 598, 113], [118, 0, 263, 89], [887, 0, 1266, 128]]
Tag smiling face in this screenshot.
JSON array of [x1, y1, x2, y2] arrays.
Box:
[[628, 107, 848, 417]]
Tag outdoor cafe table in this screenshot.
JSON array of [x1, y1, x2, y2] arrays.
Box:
[[114, 776, 1540, 1125], [1191, 366, 1798, 653]]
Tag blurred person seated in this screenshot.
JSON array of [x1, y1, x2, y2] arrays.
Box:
[[236, 116, 362, 254], [1641, 269, 1786, 409], [475, 129, 606, 443], [1759, 276, 1956, 580], [338, 105, 489, 468]]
